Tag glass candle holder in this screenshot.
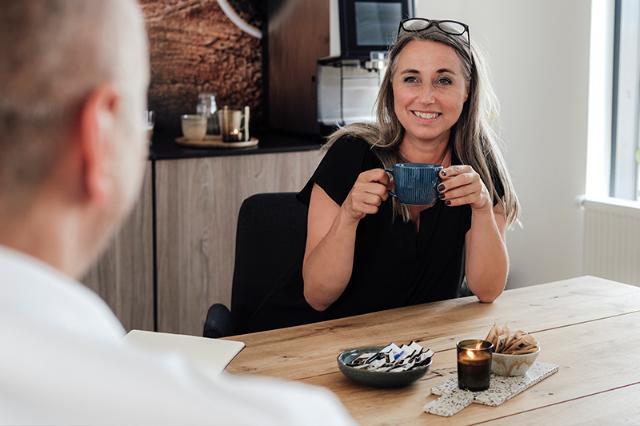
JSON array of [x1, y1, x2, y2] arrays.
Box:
[[218, 107, 247, 142], [457, 339, 493, 391]]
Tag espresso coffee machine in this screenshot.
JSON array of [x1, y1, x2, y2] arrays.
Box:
[[316, 0, 414, 133], [266, 0, 414, 135], [316, 53, 387, 133]]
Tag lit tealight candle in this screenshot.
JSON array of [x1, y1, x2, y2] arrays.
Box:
[[457, 339, 493, 391]]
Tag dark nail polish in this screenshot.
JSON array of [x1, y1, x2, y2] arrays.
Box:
[[437, 184, 445, 192], [445, 200, 451, 206], [440, 170, 447, 177], [438, 193, 445, 200]]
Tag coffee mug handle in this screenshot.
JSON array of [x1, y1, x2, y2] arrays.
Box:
[[384, 168, 397, 198]]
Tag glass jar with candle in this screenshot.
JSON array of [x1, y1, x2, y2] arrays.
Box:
[[218, 106, 249, 142], [457, 339, 493, 391]]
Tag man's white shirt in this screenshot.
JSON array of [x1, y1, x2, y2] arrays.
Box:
[[0, 245, 355, 425]]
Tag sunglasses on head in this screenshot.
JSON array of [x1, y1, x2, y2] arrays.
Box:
[[397, 18, 471, 46]]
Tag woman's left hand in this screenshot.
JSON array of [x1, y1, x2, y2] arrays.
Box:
[[437, 165, 492, 211]]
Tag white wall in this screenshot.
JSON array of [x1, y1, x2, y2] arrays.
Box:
[[415, 0, 592, 287]]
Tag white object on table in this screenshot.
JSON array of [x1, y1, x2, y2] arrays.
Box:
[[124, 330, 245, 380]]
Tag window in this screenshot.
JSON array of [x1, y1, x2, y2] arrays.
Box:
[[611, 0, 640, 200]]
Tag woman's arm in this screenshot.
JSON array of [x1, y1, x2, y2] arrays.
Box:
[[438, 165, 508, 302], [303, 169, 389, 311], [464, 204, 508, 302]]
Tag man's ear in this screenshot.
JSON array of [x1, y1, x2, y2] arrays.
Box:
[[77, 84, 119, 207]]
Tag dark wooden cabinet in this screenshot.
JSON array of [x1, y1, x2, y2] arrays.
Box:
[[267, 0, 330, 133]]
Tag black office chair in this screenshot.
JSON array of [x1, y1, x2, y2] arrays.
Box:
[[203, 192, 309, 338], [203, 192, 473, 338]]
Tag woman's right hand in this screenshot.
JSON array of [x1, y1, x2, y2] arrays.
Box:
[[340, 168, 390, 223]]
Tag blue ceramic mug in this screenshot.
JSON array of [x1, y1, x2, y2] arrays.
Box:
[[385, 163, 443, 205]]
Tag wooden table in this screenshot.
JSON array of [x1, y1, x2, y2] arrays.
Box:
[[226, 276, 640, 425]]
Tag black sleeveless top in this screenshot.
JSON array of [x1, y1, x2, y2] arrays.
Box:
[[244, 136, 501, 332]]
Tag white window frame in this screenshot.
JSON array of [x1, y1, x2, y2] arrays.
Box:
[[586, 0, 615, 200], [610, 0, 640, 200]]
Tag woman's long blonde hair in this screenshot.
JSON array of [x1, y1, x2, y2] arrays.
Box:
[[327, 26, 520, 226]]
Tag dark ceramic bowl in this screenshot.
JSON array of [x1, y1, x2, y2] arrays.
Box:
[[337, 346, 432, 388]]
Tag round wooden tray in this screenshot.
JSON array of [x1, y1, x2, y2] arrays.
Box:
[[175, 135, 258, 149]]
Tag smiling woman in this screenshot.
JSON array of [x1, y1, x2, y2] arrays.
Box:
[[392, 40, 468, 156], [244, 18, 521, 331]]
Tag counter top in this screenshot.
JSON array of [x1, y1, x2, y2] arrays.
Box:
[[150, 129, 324, 160]]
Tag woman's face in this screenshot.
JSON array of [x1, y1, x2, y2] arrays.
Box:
[[392, 39, 469, 146]]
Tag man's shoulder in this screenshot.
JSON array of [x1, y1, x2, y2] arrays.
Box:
[[0, 245, 125, 341], [0, 319, 354, 425]]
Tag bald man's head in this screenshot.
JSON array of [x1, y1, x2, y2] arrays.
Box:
[[0, 0, 149, 213]]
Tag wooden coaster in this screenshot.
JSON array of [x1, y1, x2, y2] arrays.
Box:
[[175, 135, 258, 149]]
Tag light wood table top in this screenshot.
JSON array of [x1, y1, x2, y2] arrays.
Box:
[[226, 276, 640, 425]]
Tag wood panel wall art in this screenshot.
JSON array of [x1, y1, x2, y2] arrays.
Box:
[[140, 0, 263, 132]]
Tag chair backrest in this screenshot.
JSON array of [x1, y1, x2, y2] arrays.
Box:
[[230, 192, 308, 334]]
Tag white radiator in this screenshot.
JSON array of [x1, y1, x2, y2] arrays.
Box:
[[583, 197, 640, 286]]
